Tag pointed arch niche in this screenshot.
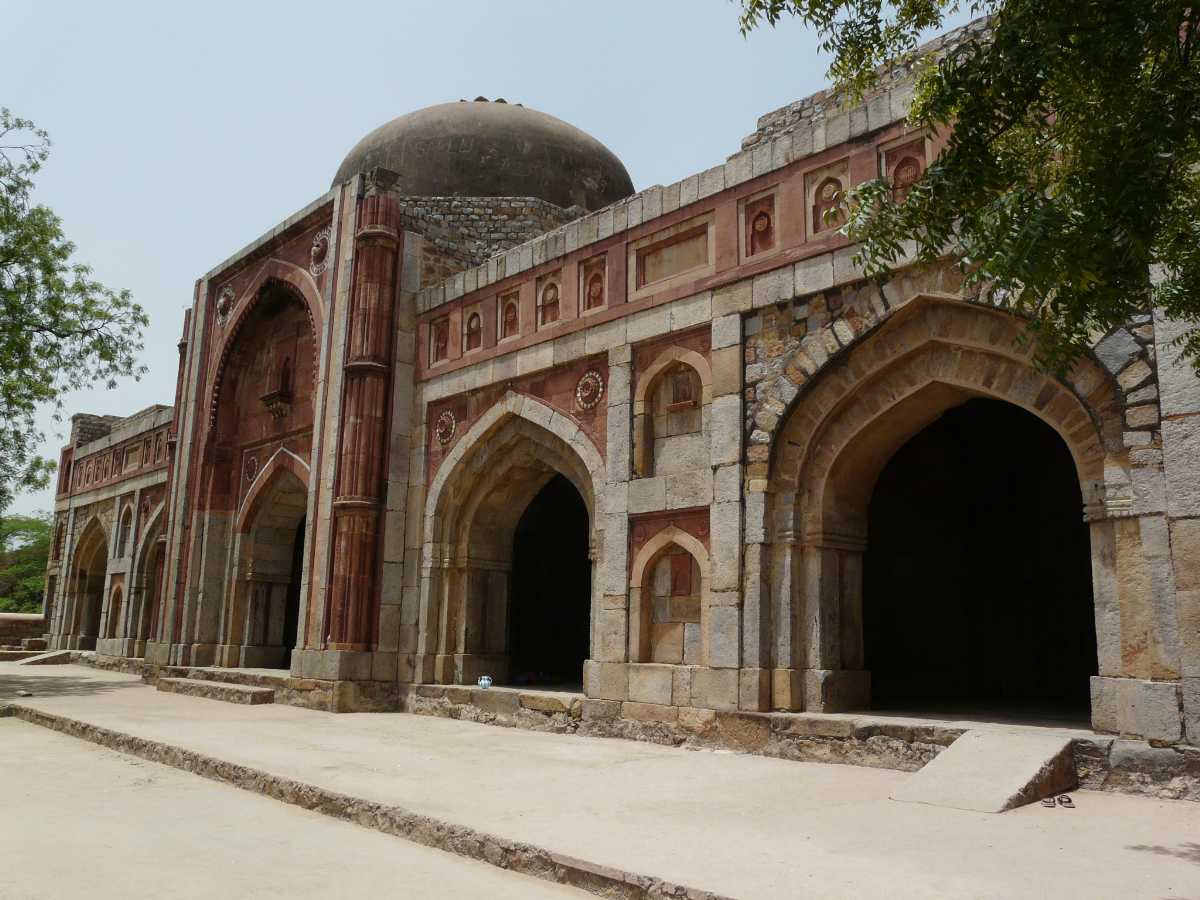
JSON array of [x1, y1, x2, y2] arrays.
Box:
[[762, 296, 1131, 718], [417, 392, 606, 686]]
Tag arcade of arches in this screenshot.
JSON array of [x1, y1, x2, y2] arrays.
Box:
[[42, 80, 1197, 748]]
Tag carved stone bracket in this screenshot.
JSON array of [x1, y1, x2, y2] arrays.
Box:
[[259, 388, 293, 421]]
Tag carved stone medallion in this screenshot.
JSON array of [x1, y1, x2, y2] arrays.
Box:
[[309, 226, 332, 276], [575, 370, 605, 410], [435, 410, 457, 445], [215, 286, 235, 326]]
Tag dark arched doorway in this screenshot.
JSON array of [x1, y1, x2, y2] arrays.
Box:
[[507, 474, 591, 687], [863, 398, 1096, 721], [283, 515, 305, 657]]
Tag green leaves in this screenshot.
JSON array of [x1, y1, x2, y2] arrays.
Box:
[[740, 1, 1200, 374], [0, 109, 148, 512], [0, 511, 51, 613]]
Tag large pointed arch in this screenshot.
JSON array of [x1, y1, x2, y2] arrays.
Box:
[[760, 295, 1133, 717], [207, 258, 324, 430], [417, 391, 607, 685]]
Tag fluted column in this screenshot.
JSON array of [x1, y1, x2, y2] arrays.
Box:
[[327, 191, 401, 651]]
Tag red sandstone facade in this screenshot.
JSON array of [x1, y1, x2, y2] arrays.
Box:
[[45, 22, 1200, 747]]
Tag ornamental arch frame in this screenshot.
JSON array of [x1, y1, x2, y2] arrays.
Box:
[[757, 294, 1135, 715], [417, 391, 607, 685]]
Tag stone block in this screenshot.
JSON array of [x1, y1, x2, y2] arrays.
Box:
[[690, 666, 739, 711], [519, 692, 572, 714], [471, 688, 521, 716], [628, 476, 666, 513], [1163, 417, 1200, 517], [671, 665, 693, 706], [771, 668, 804, 711], [712, 280, 752, 317], [739, 667, 770, 711], [622, 701, 678, 724], [716, 710, 771, 751], [666, 469, 712, 508], [651, 622, 684, 663], [582, 698, 621, 721], [1155, 311, 1200, 416], [1092, 675, 1183, 744], [712, 314, 741, 350], [596, 608, 627, 662], [1185, 677, 1200, 745], [1094, 329, 1140, 374], [678, 705, 716, 733], [584, 660, 629, 701], [672, 291, 712, 331], [628, 664, 674, 705], [371, 651, 398, 682], [711, 345, 742, 397], [710, 395, 742, 465], [705, 604, 741, 668], [627, 305, 671, 343], [773, 713, 855, 738], [752, 267, 793, 308], [795, 254, 834, 296], [804, 668, 870, 713]]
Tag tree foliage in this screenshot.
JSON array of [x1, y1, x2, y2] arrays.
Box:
[[738, 1, 1200, 373], [0, 109, 147, 512], [0, 512, 51, 613]]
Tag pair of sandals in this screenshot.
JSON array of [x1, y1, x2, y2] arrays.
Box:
[[1042, 794, 1074, 808]]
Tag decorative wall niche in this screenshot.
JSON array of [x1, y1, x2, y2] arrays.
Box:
[[430, 316, 450, 364], [536, 272, 561, 329], [881, 136, 928, 204], [627, 213, 715, 301], [648, 547, 703, 665], [806, 160, 849, 237], [580, 254, 606, 312], [740, 188, 778, 261], [463, 305, 483, 353], [498, 291, 520, 341]]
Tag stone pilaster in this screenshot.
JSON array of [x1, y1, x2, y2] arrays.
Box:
[[326, 191, 402, 653]]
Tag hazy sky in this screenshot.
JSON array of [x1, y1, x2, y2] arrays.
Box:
[[3, 1, 957, 515]]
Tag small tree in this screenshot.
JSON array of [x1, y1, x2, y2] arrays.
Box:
[[0, 512, 51, 613], [0, 109, 147, 512], [738, 2, 1200, 373]]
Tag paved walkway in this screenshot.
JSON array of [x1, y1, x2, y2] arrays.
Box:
[[3, 662, 1199, 899], [0, 717, 584, 900]]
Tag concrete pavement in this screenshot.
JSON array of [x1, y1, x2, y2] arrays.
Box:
[[3, 662, 1198, 899], [0, 717, 586, 900]]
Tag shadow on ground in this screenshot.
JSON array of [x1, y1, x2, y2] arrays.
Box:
[[1127, 842, 1200, 867], [0, 672, 143, 700]]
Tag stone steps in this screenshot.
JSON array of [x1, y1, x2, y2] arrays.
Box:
[[156, 677, 275, 705]]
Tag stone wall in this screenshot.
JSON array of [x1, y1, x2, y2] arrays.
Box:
[[398, 196, 579, 271]]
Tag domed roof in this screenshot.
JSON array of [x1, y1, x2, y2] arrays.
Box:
[[332, 99, 635, 212]]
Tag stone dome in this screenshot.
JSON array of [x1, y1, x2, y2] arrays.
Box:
[[332, 99, 635, 212]]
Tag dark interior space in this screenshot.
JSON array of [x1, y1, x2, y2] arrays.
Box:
[[507, 474, 591, 687], [863, 398, 1096, 720], [282, 515, 306, 658]]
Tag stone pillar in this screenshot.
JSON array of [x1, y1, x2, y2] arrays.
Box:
[[799, 533, 870, 712], [326, 191, 401, 655]]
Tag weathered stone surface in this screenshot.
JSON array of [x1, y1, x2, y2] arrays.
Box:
[[891, 730, 1076, 813], [1163, 417, 1200, 517], [1093, 329, 1140, 374], [156, 677, 274, 705]]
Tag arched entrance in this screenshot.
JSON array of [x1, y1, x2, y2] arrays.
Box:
[[508, 474, 591, 686], [767, 297, 1127, 720], [862, 398, 1096, 720], [128, 512, 166, 658], [70, 520, 109, 650], [224, 467, 308, 668], [419, 393, 605, 687]]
